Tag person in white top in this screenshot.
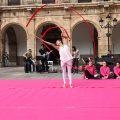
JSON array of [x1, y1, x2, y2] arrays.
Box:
[[41, 33, 73, 88], [72, 46, 79, 73]]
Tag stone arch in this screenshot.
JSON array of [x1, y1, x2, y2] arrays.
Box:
[[35, 21, 62, 64], [1, 22, 28, 66], [1, 22, 28, 40], [71, 19, 101, 37], [111, 21, 120, 55], [71, 19, 99, 61], [35, 19, 63, 36]]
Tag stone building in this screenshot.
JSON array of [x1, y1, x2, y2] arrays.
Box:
[[0, 0, 120, 66]]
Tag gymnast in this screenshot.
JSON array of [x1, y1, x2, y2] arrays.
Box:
[[41, 33, 73, 88]]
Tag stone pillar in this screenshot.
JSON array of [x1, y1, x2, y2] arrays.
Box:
[[36, 0, 42, 4], [21, 0, 23, 5], [0, 28, 2, 66], [98, 29, 108, 57], [4, 0, 8, 5], [71, 0, 78, 3], [0, 38, 5, 67], [63, 14, 72, 50], [26, 19, 36, 58], [92, 0, 97, 2]]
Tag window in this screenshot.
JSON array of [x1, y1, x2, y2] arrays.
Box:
[[78, 0, 91, 3], [8, 0, 20, 5], [42, 0, 55, 4]]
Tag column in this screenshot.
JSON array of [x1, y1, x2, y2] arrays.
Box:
[[26, 19, 36, 58], [63, 14, 72, 50], [0, 27, 2, 66], [36, 0, 42, 4], [91, 0, 99, 2], [98, 29, 108, 57]]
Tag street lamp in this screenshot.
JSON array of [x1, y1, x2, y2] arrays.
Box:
[[99, 14, 117, 51]]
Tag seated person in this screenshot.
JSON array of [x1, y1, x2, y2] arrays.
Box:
[[83, 60, 96, 79], [23, 49, 35, 72], [100, 61, 111, 79], [38, 44, 52, 72], [113, 62, 120, 79]]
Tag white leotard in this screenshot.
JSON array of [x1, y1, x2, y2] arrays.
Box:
[[59, 45, 73, 66]]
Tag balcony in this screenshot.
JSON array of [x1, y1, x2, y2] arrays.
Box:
[[0, 0, 120, 6]]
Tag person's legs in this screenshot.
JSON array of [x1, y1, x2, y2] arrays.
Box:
[[25, 61, 30, 73], [61, 62, 67, 87], [4, 59, 7, 67], [100, 74, 104, 79], [85, 70, 94, 79], [45, 56, 48, 72], [41, 58, 45, 72], [6, 59, 9, 67], [67, 60, 73, 87], [114, 74, 118, 79], [75, 58, 79, 73], [29, 60, 35, 72], [72, 58, 76, 73]]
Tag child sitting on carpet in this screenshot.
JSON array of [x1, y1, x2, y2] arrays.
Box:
[[83, 60, 98, 79], [100, 61, 111, 79], [113, 62, 120, 79]]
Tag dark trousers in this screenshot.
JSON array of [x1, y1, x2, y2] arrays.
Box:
[[72, 58, 79, 73], [85, 70, 95, 79], [113, 73, 120, 79], [100, 74, 112, 79], [25, 61, 31, 73], [39, 56, 48, 72], [28, 59, 35, 72]]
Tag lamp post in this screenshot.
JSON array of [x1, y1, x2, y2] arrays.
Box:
[[99, 14, 117, 51]]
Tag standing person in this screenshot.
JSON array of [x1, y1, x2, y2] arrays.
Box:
[[72, 46, 79, 73], [23, 49, 35, 72], [83, 60, 96, 79], [38, 44, 51, 72], [100, 61, 111, 79], [113, 62, 120, 79], [3, 52, 9, 67], [41, 34, 73, 88]]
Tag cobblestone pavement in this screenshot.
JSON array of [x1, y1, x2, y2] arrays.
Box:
[[0, 67, 83, 80]]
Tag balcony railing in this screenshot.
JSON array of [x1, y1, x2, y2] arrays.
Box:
[[0, 0, 120, 6]]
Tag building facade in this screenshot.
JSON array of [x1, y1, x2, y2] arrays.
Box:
[[0, 0, 120, 66]]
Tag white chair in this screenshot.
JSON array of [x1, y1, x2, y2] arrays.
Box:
[[48, 61, 53, 72]]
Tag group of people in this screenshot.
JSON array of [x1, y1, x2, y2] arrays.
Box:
[[23, 44, 51, 73], [83, 60, 120, 79], [22, 31, 120, 88]]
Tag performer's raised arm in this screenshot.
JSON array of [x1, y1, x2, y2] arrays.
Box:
[[41, 39, 59, 50], [61, 32, 70, 45]]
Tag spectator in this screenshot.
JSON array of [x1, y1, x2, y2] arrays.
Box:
[[3, 52, 9, 67], [113, 62, 120, 79], [83, 61, 96, 79], [38, 44, 51, 72], [23, 49, 35, 72], [100, 61, 111, 79], [72, 46, 79, 73]]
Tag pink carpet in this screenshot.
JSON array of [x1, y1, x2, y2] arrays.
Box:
[[0, 79, 120, 120]]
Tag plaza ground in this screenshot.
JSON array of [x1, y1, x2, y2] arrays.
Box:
[[0, 67, 82, 80]]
